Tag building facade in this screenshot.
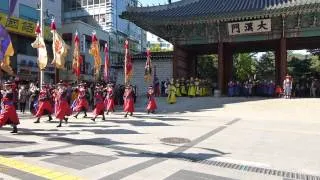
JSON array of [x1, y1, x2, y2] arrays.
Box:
[[63, 0, 147, 69], [0, 0, 62, 83], [59, 21, 109, 82], [147, 32, 173, 51]]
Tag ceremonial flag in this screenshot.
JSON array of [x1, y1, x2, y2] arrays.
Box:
[[8, 0, 18, 17], [31, 22, 48, 70], [124, 40, 133, 85], [104, 43, 110, 81], [89, 31, 101, 79], [51, 19, 68, 69], [144, 49, 152, 83], [0, 24, 14, 75], [72, 31, 83, 79]]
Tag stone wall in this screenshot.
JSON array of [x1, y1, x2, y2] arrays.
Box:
[[115, 52, 173, 96]]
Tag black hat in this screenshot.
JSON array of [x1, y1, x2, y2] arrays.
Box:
[[4, 80, 13, 86]]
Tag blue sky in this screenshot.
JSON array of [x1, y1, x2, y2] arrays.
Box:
[[139, 0, 179, 6]]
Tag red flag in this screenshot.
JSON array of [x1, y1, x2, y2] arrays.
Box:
[[104, 43, 110, 81], [72, 31, 83, 78], [124, 40, 133, 84]]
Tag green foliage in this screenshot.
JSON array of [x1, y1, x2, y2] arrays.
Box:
[[149, 44, 172, 52], [255, 52, 275, 80], [288, 56, 311, 79], [233, 53, 256, 81], [196, 55, 218, 82]]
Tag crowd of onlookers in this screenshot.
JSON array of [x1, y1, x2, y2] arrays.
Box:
[[227, 80, 277, 97]]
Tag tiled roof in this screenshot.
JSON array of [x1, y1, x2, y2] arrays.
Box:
[[122, 0, 320, 23]]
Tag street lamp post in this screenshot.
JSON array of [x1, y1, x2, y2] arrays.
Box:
[[39, 0, 44, 87]]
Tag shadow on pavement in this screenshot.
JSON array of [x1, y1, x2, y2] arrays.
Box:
[[107, 120, 172, 126], [0, 151, 72, 157], [114, 150, 226, 162]]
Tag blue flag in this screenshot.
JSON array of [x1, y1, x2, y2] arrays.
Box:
[[0, 24, 14, 61]]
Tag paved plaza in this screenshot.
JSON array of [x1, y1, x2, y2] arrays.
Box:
[[0, 97, 320, 180]]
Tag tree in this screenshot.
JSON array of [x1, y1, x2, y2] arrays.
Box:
[[255, 52, 275, 80], [233, 53, 256, 82], [196, 55, 218, 82]]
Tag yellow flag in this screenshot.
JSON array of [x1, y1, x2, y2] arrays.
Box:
[[89, 34, 101, 79]]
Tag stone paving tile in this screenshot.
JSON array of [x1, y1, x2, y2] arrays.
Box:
[[0, 135, 37, 150], [164, 170, 238, 180], [42, 151, 117, 170]]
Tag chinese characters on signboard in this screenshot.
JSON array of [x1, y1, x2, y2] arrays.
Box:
[[0, 12, 52, 40], [228, 19, 271, 35]]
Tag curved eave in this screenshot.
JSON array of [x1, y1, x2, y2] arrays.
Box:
[[122, 3, 320, 25]]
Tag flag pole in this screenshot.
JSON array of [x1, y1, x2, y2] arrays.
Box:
[[124, 40, 127, 85], [40, 0, 44, 87]]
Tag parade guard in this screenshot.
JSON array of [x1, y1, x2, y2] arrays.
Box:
[[146, 86, 157, 114], [73, 82, 89, 118], [0, 81, 19, 133], [34, 84, 53, 123], [91, 84, 105, 121], [55, 81, 72, 127], [123, 85, 135, 118], [188, 77, 196, 98], [167, 79, 177, 104], [104, 83, 115, 115]]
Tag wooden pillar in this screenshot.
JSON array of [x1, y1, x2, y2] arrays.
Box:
[[275, 38, 287, 86], [173, 46, 178, 79], [218, 42, 224, 92], [223, 45, 233, 94]]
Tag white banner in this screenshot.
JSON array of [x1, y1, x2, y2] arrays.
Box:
[[228, 19, 271, 36]]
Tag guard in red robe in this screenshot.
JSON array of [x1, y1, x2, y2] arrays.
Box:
[[56, 82, 72, 127], [123, 85, 135, 118], [73, 83, 89, 118], [91, 84, 105, 121], [104, 83, 115, 115], [34, 84, 53, 123], [0, 81, 19, 133], [146, 86, 157, 114]]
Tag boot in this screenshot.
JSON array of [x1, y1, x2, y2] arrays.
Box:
[[129, 112, 133, 116], [106, 111, 109, 115], [48, 115, 53, 121], [83, 111, 87, 118], [64, 117, 68, 124], [124, 112, 128, 118], [11, 125, 18, 133], [91, 117, 96, 122], [34, 118, 40, 123], [74, 112, 79, 119], [102, 114, 106, 121], [147, 110, 150, 114], [57, 121, 62, 127]]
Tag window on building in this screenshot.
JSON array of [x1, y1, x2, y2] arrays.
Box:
[[19, 4, 39, 22], [0, 0, 9, 13], [94, 15, 99, 22], [82, 0, 87, 6], [94, 0, 99, 4], [100, 0, 105, 3], [100, 14, 106, 22], [88, 0, 93, 6]]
